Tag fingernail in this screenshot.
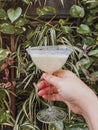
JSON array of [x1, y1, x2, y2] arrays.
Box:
[[42, 73, 48, 79], [38, 91, 41, 96]]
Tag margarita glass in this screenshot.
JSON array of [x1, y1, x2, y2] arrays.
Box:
[[26, 45, 73, 124]]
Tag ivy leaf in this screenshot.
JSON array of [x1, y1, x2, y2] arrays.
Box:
[[0, 23, 15, 34], [77, 24, 91, 34], [15, 27, 26, 34], [82, 37, 95, 45], [0, 9, 7, 20], [86, 15, 95, 25], [87, 2, 98, 9], [7, 7, 22, 23], [70, 5, 85, 18], [37, 6, 57, 16], [61, 26, 72, 34], [0, 109, 10, 123], [15, 18, 29, 27]]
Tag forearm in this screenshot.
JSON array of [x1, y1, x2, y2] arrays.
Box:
[[81, 94, 98, 130]]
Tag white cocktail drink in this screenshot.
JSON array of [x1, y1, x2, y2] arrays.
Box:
[[26, 45, 73, 124], [31, 55, 68, 73]]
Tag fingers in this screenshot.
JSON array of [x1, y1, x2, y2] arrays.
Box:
[[38, 88, 49, 96], [42, 94, 64, 102], [41, 73, 62, 89], [37, 80, 49, 90], [38, 86, 57, 96], [38, 83, 65, 102]]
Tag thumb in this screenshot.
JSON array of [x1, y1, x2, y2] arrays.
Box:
[[42, 73, 61, 88]]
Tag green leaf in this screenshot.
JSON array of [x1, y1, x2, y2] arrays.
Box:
[[0, 49, 10, 61], [39, 36, 48, 46], [0, 9, 7, 20], [0, 108, 10, 123], [0, 109, 8, 123], [70, 5, 85, 18], [49, 122, 64, 130], [0, 23, 15, 34], [82, 37, 95, 45], [7, 7, 22, 23], [24, 40, 32, 48], [50, 28, 56, 45], [36, 8, 45, 16], [15, 18, 29, 27], [86, 15, 95, 25], [67, 122, 88, 130], [95, 24, 98, 30], [77, 58, 94, 69], [59, 19, 66, 26], [15, 27, 26, 34], [61, 26, 72, 34], [87, 2, 98, 9], [37, 6, 57, 16], [37, 25, 47, 45], [88, 49, 98, 57], [26, 30, 34, 40], [23, 0, 32, 4], [77, 24, 91, 34]]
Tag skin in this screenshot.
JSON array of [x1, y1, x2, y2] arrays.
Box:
[[37, 70, 98, 130]]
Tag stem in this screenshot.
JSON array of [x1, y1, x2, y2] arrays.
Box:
[[48, 85, 53, 110], [24, 2, 31, 17]]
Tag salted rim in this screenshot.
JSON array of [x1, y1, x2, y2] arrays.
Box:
[[26, 45, 73, 56]]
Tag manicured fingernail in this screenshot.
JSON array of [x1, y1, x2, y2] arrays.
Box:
[[42, 73, 48, 79], [38, 91, 41, 96]]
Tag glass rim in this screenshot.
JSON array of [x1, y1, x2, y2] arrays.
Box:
[[26, 45, 73, 52]]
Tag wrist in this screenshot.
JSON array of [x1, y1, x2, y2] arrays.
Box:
[[81, 93, 98, 130]]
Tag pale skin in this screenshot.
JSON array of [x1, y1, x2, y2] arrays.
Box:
[[37, 70, 98, 130]]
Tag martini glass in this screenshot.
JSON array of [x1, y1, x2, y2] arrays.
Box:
[[26, 45, 73, 124]]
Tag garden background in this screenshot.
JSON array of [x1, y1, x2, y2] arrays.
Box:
[[0, 0, 98, 130]]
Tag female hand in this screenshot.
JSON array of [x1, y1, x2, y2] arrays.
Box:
[[37, 70, 98, 130], [37, 70, 94, 114]]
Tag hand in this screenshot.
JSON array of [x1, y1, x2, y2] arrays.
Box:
[[37, 70, 92, 114], [37, 70, 98, 130]]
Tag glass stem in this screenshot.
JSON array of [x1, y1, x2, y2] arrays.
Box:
[[48, 85, 53, 110]]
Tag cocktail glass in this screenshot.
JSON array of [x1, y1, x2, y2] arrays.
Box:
[[26, 45, 73, 124]]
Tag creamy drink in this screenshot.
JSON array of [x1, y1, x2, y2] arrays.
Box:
[[31, 55, 68, 73]]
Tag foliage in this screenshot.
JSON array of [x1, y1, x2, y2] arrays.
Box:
[[0, 0, 98, 129]]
